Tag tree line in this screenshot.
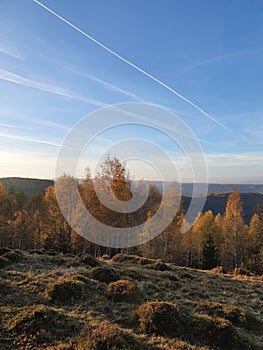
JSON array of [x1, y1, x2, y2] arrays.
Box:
[[0, 157, 262, 274]]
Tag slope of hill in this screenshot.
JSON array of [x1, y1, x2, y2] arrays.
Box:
[[183, 192, 263, 224], [0, 178, 262, 224], [149, 181, 263, 196], [0, 251, 262, 349], [0, 177, 54, 196], [1, 177, 263, 197]]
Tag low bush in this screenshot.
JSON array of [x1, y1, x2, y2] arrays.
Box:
[[7, 304, 80, 342], [2, 250, 23, 263], [234, 267, 253, 276], [47, 277, 85, 303], [0, 247, 11, 255], [195, 301, 246, 325], [101, 254, 111, 260], [136, 301, 180, 336], [28, 249, 45, 255], [189, 313, 237, 349], [46, 249, 60, 256], [210, 266, 224, 274], [79, 254, 99, 267], [90, 266, 120, 283], [180, 272, 194, 280], [137, 257, 154, 265], [152, 260, 170, 271], [106, 279, 141, 303], [112, 253, 140, 264], [0, 255, 10, 268], [162, 272, 179, 282], [75, 321, 147, 350]]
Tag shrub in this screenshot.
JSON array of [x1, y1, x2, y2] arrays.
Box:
[[0, 255, 10, 268], [46, 249, 60, 256], [28, 249, 45, 255], [112, 253, 140, 264], [152, 260, 170, 271], [210, 266, 224, 274], [180, 272, 194, 280], [0, 247, 11, 255], [75, 321, 147, 350], [195, 301, 246, 325], [79, 254, 99, 267], [47, 277, 85, 303], [234, 268, 253, 276], [136, 301, 180, 336], [90, 266, 120, 283], [137, 257, 154, 265], [2, 250, 23, 263], [101, 254, 111, 260], [190, 313, 237, 349], [106, 280, 141, 303], [162, 272, 179, 282], [7, 305, 79, 341]]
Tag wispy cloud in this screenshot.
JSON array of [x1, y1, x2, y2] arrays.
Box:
[[182, 48, 263, 74], [0, 131, 60, 147], [33, 0, 229, 131], [70, 67, 145, 102], [0, 41, 24, 59], [0, 68, 106, 107], [0, 122, 18, 128], [35, 119, 70, 130]]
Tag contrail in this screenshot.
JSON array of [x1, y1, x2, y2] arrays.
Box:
[[33, 0, 230, 131]]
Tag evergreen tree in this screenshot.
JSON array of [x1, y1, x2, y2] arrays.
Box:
[[202, 234, 218, 269]]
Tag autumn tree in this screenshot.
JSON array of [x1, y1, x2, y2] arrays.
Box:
[[247, 213, 263, 273], [221, 188, 246, 272]]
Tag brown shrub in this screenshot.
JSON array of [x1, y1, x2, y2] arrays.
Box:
[[75, 321, 147, 350], [106, 279, 142, 303], [90, 266, 120, 283], [136, 301, 180, 336], [7, 304, 80, 341], [195, 301, 246, 325], [47, 277, 85, 303], [189, 313, 237, 349]]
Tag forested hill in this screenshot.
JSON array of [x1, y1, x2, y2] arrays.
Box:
[[1, 177, 263, 197], [0, 177, 54, 196], [183, 192, 263, 224], [151, 181, 263, 196], [0, 177, 262, 223]]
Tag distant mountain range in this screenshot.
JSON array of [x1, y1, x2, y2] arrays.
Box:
[[0, 177, 54, 196], [147, 181, 263, 196], [1, 177, 262, 224]]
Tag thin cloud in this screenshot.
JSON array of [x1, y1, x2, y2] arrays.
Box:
[[0, 122, 18, 128], [0, 131, 60, 147], [0, 68, 106, 107], [0, 42, 24, 59], [33, 0, 229, 131], [35, 119, 70, 130], [70, 68, 144, 102], [183, 48, 263, 73]]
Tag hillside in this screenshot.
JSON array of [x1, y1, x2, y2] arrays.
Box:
[[0, 177, 54, 196], [2, 177, 263, 197], [183, 192, 263, 224], [0, 250, 263, 349], [1, 177, 262, 224], [150, 181, 263, 196]]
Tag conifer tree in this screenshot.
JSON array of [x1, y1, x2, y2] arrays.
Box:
[[202, 234, 218, 269]]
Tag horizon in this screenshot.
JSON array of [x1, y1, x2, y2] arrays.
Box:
[[0, 1, 262, 183], [1, 175, 263, 186]]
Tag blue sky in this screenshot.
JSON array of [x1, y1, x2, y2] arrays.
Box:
[[0, 0, 262, 183]]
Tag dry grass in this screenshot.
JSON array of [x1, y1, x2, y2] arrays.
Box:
[[0, 252, 262, 349]]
